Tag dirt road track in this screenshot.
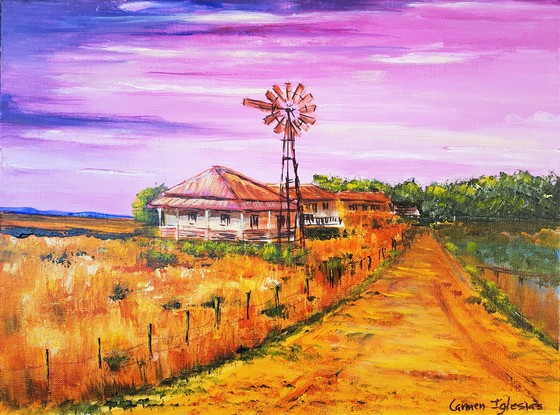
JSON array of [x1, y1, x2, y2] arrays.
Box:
[[107, 233, 559, 415]]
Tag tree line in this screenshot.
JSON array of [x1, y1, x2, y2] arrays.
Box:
[[313, 171, 559, 221], [133, 171, 558, 223]]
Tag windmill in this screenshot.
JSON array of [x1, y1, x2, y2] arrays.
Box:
[[243, 83, 317, 247]]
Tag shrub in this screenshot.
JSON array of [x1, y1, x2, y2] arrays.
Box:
[[465, 296, 482, 305], [482, 301, 497, 314], [261, 304, 287, 318], [109, 283, 130, 301], [261, 244, 282, 262], [103, 352, 130, 372], [466, 241, 478, 253], [145, 249, 177, 268], [444, 242, 459, 254], [162, 300, 182, 310], [464, 265, 480, 277], [305, 227, 341, 240]]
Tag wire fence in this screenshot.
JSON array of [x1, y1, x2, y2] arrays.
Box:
[[0, 231, 405, 405]]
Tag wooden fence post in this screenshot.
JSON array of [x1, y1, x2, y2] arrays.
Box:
[[214, 297, 221, 327], [45, 349, 50, 387], [304, 277, 310, 297], [97, 338, 102, 369], [148, 323, 153, 357], [185, 310, 190, 345], [274, 284, 280, 308], [245, 291, 251, 320]]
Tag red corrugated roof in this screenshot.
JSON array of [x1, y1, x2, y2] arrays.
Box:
[[267, 184, 337, 201], [150, 166, 296, 212], [337, 191, 390, 203], [165, 166, 281, 201]]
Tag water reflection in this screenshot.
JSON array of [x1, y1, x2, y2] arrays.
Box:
[[483, 269, 559, 339]]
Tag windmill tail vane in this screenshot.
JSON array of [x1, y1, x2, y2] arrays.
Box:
[[243, 82, 317, 247]]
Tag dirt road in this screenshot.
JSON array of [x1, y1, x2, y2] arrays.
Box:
[[95, 233, 560, 414]]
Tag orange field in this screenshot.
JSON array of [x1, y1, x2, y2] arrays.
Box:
[[0, 214, 404, 406], [103, 232, 556, 415]]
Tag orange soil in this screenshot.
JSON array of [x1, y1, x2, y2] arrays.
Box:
[[99, 232, 558, 415]]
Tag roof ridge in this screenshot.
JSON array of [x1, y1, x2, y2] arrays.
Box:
[[213, 166, 243, 204], [216, 165, 281, 199]]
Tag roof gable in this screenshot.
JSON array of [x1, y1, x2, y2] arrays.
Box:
[[162, 166, 282, 202]]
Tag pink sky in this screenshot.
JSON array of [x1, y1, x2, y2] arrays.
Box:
[[1, 0, 558, 214]]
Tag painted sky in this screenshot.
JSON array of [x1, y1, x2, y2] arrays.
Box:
[[1, 0, 558, 215]]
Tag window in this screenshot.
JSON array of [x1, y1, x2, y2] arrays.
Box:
[[362, 205, 368, 212], [250, 214, 259, 229], [312, 203, 318, 213], [349, 204, 358, 211], [276, 215, 286, 228], [322, 202, 329, 210], [187, 211, 197, 222], [220, 214, 231, 226]]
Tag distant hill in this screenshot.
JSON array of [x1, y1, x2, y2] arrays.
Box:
[[0, 207, 132, 219]]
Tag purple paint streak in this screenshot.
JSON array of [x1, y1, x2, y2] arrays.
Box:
[[1, 0, 558, 214]]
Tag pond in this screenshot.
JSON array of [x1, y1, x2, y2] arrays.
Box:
[[481, 268, 559, 339]]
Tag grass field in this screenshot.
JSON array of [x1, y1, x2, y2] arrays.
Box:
[[7, 232, 558, 415], [0, 213, 404, 407]]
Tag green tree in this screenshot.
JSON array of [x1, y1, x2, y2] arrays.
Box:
[[132, 184, 167, 224], [390, 180, 424, 204]]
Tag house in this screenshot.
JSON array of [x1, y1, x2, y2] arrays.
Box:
[[150, 166, 394, 242], [149, 166, 296, 242], [267, 184, 342, 228], [393, 202, 421, 217], [337, 191, 392, 213]]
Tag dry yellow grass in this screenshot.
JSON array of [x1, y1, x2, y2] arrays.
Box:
[[0, 218, 404, 406], [58, 232, 556, 415]]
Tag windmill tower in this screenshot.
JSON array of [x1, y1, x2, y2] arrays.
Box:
[[243, 83, 317, 247]]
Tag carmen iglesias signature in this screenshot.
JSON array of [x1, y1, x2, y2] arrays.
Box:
[[449, 396, 543, 415]]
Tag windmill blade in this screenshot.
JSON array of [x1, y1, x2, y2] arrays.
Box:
[[263, 110, 282, 125], [289, 119, 302, 136], [295, 119, 310, 132], [272, 84, 286, 101], [293, 83, 306, 103], [299, 114, 316, 125], [299, 93, 314, 105], [265, 90, 282, 105], [285, 83, 294, 101], [273, 117, 286, 134], [243, 98, 273, 112], [299, 104, 317, 114]]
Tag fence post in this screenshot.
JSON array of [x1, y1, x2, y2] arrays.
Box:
[[274, 284, 281, 308], [148, 323, 153, 357], [185, 310, 190, 345], [45, 349, 50, 388], [494, 269, 500, 284], [245, 291, 251, 320], [368, 256, 372, 270], [97, 338, 102, 369], [214, 297, 221, 327], [304, 277, 309, 296]]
